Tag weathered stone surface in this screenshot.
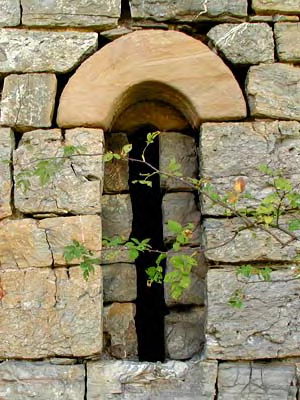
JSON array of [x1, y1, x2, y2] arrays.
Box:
[[165, 248, 207, 307], [101, 27, 134, 41], [0, 128, 14, 219], [201, 121, 300, 215], [102, 194, 133, 240], [204, 217, 300, 263], [162, 192, 201, 245], [253, 0, 300, 15], [206, 268, 300, 360], [40, 215, 102, 266], [21, 0, 120, 29], [57, 30, 246, 130], [250, 15, 299, 22], [275, 23, 300, 63], [104, 133, 129, 193], [246, 64, 300, 120], [160, 132, 198, 191], [87, 359, 218, 399], [104, 303, 138, 359], [165, 307, 205, 360], [0, 74, 57, 131], [207, 23, 274, 65], [103, 263, 137, 302], [14, 128, 103, 214], [0, 361, 85, 400], [0, 218, 52, 268], [0, 29, 98, 73], [130, 0, 248, 22], [0, 0, 20, 27], [0, 266, 102, 358], [113, 101, 189, 133], [217, 362, 297, 400]]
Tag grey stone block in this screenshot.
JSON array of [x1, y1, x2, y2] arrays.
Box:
[[0, 74, 57, 131], [246, 63, 300, 121], [103, 263, 137, 302], [0, 127, 14, 219], [102, 194, 133, 241], [165, 307, 206, 360], [207, 23, 274, 65], [275, 23, 300, 63], [0, 0, 20, 27], [206, 268, 300, 360], [252, 0, 300, 15], [87, 359, 218, 399]]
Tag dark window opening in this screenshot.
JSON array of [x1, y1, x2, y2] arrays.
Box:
[[128, 125, 168, 362]]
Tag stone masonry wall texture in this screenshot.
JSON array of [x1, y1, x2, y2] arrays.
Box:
[[0, 0, 299, 399]]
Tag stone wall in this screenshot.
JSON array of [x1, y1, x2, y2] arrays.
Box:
[[0, 0, 300, 399]]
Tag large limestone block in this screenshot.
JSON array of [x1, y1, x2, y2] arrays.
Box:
[[0, 218, 52, 268], [0, 0, 20, 27], [40, 215, 102, 266], [201, 121, 300, 215], [22, 0, 120, 29], [104, 132, 129, 193], [217, 362, 297, 400], [0, 127, 14, 219], [102, 194, 133, 240], [0, 361, 85, 400], [103, 263, 137, 302], [160, 132, 198, 191], [0, 266, 103, 358], [104, 303, 138, 359], [275, 23, 300, 63], [253, 0, 300, 15], [165, 307, 206, 360], [206, 268, 300, 360], [130, 0, 248, 22], [87, 359, 218, 399], [162, 192, 201, 245], [0, 73, 57, 131], [0, 29, 98, 74], [57, 30, 246, 130], [204, 217, 300, 263], [165, 248, 207, 307], [14, 128, 104, 214], [246, 64, 300, 120], [207, 23, 274, 65]]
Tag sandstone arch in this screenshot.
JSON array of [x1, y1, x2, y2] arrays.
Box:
[[57, 30, 246, 130]]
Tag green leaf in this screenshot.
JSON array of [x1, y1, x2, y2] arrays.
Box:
[[259, 267, 272, 281], [289, 219, 300, 232], [121, 144, 132, 155], [274, 177, 292, 192], [167, 220, 182, 234], [146, 131, 160, 144], [258, 164, 274, 176], [228, 290, 244, 309], [132, 180, 152, 187], [129, 248, 139, 261], [166, 158, 182, 176], [103, 152, 114, 162], [180, 275, 191, 289]]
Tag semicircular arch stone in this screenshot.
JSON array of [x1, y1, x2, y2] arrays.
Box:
[[57, 30, 246, 130]]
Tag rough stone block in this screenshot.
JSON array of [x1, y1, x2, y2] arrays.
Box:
[[0, 127, 14, 219], [0, 218, 52, 268], [165, 307, 206, 360], [204, 217, 300, 263], [21, 0, 120, 29], [201, 121, 300, 215], [162, 192, 201, 245], [14, 128, 104, 214], [165, 248, 207, 307], [0, 266, 102, 358], [130, 0, 248, 22], [207, 23, 274, 65], [40, 215, 102, 266], [104, 303, 138, 359], [104, 132, 129, 193], [103, 263, 137, 302], [160, 132, 198, 191], [217, 362, 297, 400], [87, 359, 218, 399], [0, 73, 57, 131], [275, 23, 300, 63], [206, 268, 300, 360], [0, 0, 20, 27], [246, 63, 300, 121], [102, 194, 133, 240], [0, 29, 98, 74], [0, 361, 85, 400], [253, 0, 300, 15]]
